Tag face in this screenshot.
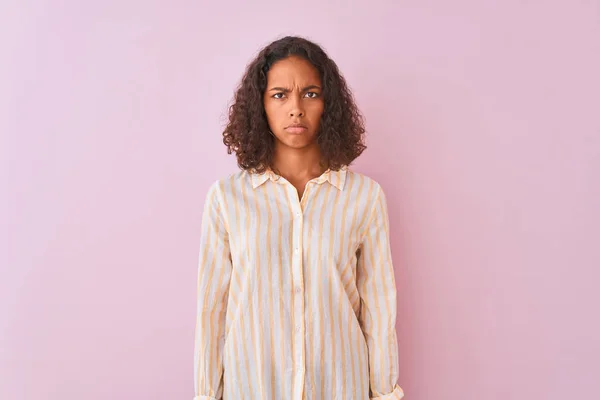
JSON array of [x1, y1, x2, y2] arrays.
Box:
[[263, 56, 324, 150]]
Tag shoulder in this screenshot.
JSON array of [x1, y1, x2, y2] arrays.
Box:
[[206, 170, 246, 191], [344, 168, 385, 198], [204, 170, 252, 204]]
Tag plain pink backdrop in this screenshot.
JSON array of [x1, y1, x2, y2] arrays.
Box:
[[2, 1, 599, 399]]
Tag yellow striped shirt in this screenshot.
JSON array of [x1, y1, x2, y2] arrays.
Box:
[[193, 166, 404, 400]]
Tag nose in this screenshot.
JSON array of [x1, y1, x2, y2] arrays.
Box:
[[288, 94, 305, 117]]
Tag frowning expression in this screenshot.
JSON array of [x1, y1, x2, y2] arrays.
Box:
[[263, 56, 324, 149]]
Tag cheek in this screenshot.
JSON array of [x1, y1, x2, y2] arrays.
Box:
[[308, 101, 325, 119], [264, 101, 282, 122]]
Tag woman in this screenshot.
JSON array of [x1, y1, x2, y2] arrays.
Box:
[[194, 36, 404, 400]]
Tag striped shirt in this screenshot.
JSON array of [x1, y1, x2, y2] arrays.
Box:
[[193, 166, 404, 400]]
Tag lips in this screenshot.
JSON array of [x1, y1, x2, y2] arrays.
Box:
[[285, 124, 308, 134]]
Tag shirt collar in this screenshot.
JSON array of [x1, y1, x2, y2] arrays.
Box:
[[251, 166, 347, 191]]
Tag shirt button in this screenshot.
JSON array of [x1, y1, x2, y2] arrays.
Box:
[[294, 248, 299, 253], [295, 286, 301, 293], [295, 325, 301, 333]]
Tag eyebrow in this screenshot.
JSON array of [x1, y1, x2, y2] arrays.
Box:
[[268, 85, 322, 92]]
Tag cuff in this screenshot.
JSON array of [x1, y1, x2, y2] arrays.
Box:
[[193, 396, 217, 400], [370, 384, 405, 400]]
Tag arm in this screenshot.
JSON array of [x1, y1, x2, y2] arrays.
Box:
[[193, 182, 232, 400], [356, 186, 405, 400]]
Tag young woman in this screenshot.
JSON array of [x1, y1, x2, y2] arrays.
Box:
[[194, 36, 404, 400]]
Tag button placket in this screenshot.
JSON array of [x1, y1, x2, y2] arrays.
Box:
[[287, 183, 306, 400]]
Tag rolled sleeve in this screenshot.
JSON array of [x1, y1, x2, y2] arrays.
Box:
[[193, 182, 232, 400], [370, 383, 405, 399], [357, 186, 405, 400]]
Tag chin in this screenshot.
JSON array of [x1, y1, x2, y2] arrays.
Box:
[[282, 138, 316, 149], [274, 132, 317, 149]]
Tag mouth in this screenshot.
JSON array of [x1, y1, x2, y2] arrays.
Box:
[[285, 124, 308, 134]]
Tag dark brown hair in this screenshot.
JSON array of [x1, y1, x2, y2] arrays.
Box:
[[222, 36, 366, 173]]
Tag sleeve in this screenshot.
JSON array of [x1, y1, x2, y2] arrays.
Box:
[[356, 185, 405, 400], [193, 182, 233, 400]]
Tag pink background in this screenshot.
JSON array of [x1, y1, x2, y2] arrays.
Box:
[[2, 1, 599, 399]]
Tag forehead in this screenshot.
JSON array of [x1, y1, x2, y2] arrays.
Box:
[[266, 56, 321, 85]]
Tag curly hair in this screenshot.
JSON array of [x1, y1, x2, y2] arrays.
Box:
[[222, 36, 366, 174]]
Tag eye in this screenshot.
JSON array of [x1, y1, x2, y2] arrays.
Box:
[[304, 91, 319, 98], [272, 92, 285, 99]]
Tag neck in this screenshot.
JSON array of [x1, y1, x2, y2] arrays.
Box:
[[271, 142, 326, 181]]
